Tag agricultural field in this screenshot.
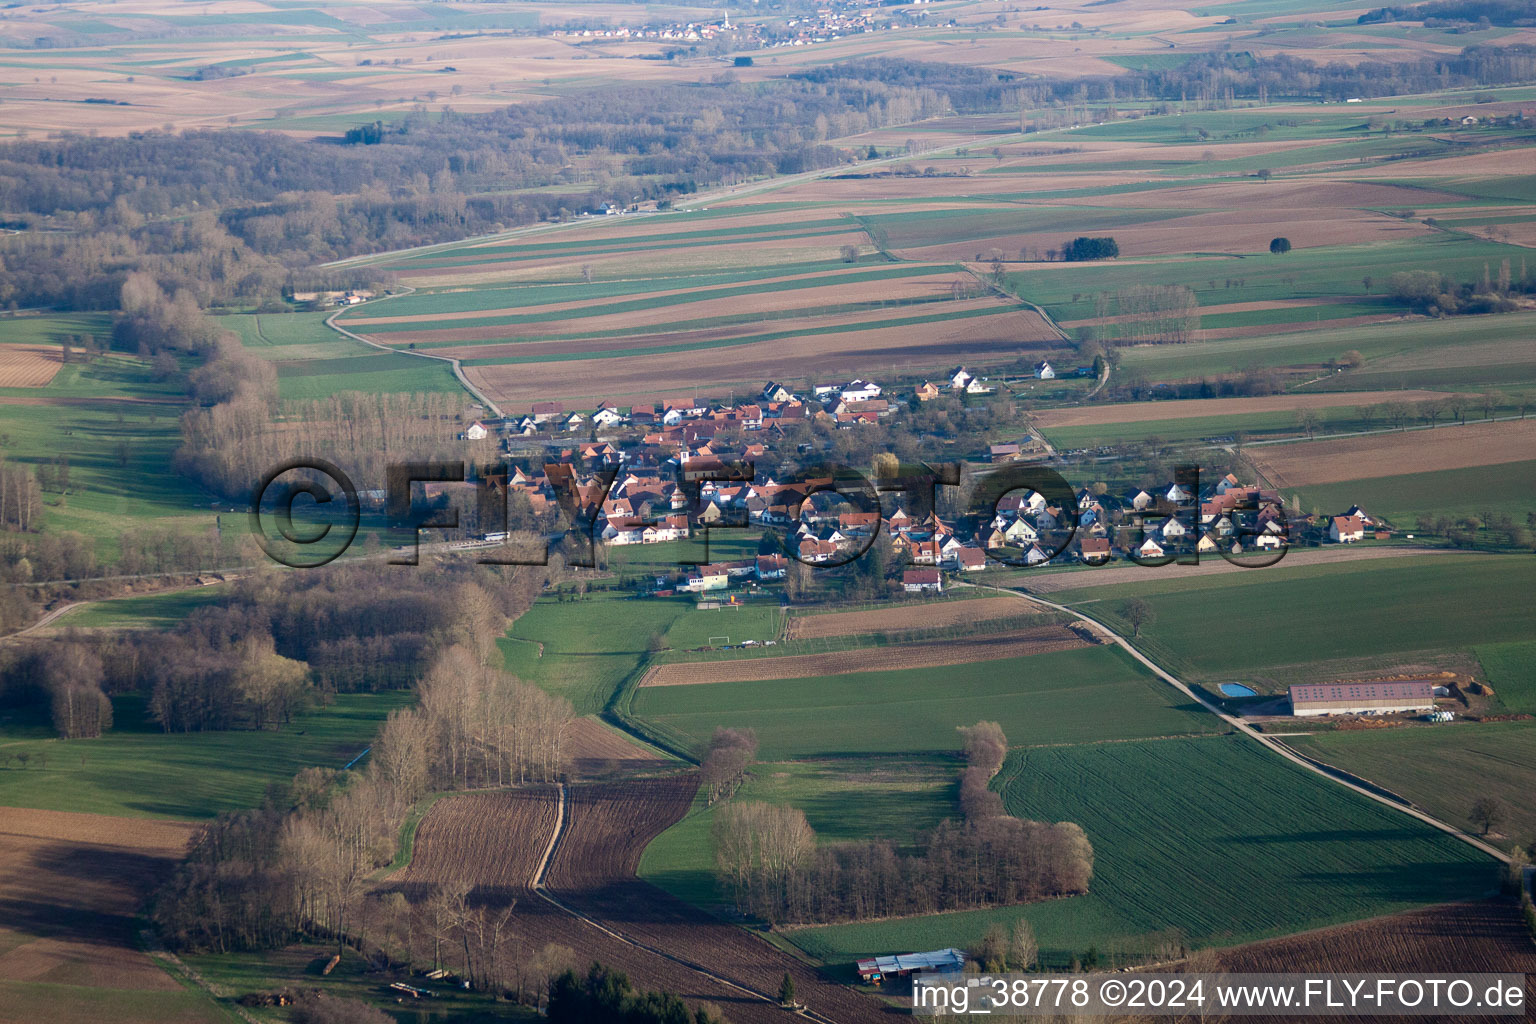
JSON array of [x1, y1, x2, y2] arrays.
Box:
[[389, 776, 892, 1023], [641, 627, 1088, 686], [629, 643, 1221, 759], [641, 756, 958, 911], [788, 734, 1500, 964], [1285, 722, 1536, 852], [217, 310, 461, 400], [0, 808, 219, 1024], [783, 593, 1034, 640], [1289, 458, 1536, 527], [1121, 311, 1536, 389], [1251, 417, 1536, 490], [0, 316, 213, 551], [1043, 552, 1536, 686], [337, 246, 1059, 410], [1213, 900, 1536, 990], [0, 690, 411, 820]]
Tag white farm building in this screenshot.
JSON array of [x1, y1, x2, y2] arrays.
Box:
[[1289, 681, 1436, 717]]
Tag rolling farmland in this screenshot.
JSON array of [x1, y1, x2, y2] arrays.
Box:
[[391, 777, 892, 1023], [640, 627, 1089, 686], [788, 735, 1501, 963], [1045, 553, 1536, 684], [631, 644, 1221, 759]]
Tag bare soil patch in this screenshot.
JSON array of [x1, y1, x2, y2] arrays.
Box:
[[396, 779, 887, 1023], [1251, 418, 1536, 487], [642, 626, 1087, 686], [564, 716, 672, 777], [0, 345, 63, 388], [397, 788, 560, 896], [0, 807, 195, 991], [1035, 390, 1460, 428], [786, 595, 1037, 640], [1212, 900, 1536, 1020]]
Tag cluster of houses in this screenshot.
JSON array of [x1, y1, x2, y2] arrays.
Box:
[[457, 376, 1386, 595]]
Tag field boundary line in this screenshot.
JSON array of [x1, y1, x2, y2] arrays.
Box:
[[959, 581, 1511, 866], [530, 783, 837, 1022], [325, 287, 502, 418]]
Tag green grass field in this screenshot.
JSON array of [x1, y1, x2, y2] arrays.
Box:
[[1477, 639, 1536, 714], [217, 311, 461, 399], [49, 585, 232, 630], [1011, 236, 1528, 327], [1292, 458, 1536, 526], [640, 756, 958, 910], [788, 734, 1499, 963], [0, 690, 411, 820], [0, 982, 227, 1024], [0, 335, 217, 552], [1046, 553, 1536, 683], [1119, 312, 1536, 386], [1286, 722, 1536, 852], [498, 592, 691, 716], [630, 644, 1221, 759]]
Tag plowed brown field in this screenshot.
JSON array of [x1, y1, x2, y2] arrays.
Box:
[[0, 807, 195, 991], [397, 788, 560, 897], [1214, 900, 1536, 1023], [785, 595, 1035, 640], [643, 626, 1086, 686], [398, 779, 892, 1023], [564, 716, 673, 777], [1252, 418, 1536, 487], [547, 778, 892, 1024], [0, 345, 62, 387]]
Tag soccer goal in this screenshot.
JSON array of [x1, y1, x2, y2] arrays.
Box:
[[708, 636, 730, 646]]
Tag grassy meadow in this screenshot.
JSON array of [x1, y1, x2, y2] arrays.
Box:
[[1043, 553, 1536, 684], [0, 690, 411, 820], [788, 734, 1500, 964], [630, 643, 1221, 759]]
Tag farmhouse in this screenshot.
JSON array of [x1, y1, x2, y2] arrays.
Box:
[[463, 420, 489, 441], [902, 568, 942, 593], [1289, 681, 1436, 717], [914, 381, 940, 402], [1034, 360, 1056, 380], [1329, 515, 1367, 543]]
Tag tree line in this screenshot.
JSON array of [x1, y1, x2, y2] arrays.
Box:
[[711, 721, 1093, 925]]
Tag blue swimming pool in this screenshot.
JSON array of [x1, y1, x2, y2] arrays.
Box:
[[1219, 683, 1258, 697]]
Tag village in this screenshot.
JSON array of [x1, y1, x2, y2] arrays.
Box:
[[445, 369, 1389, 598]]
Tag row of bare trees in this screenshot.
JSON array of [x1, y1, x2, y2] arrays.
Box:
[[1090, 285, 1201, 345], [1, 640, 113, 738], [176, 389, 476, 500], [957, 720, 1008, 819], [700, 726, 758, 804], [713, 802, 1094, 926], [371, 645, 574, 797]]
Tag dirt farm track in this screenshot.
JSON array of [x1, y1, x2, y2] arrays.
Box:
[[394, 779, 894, 1022]]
